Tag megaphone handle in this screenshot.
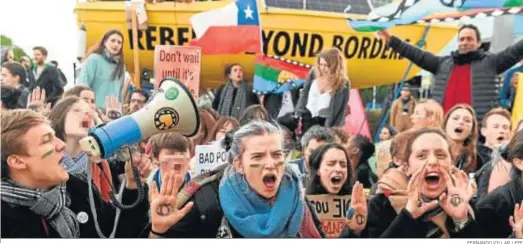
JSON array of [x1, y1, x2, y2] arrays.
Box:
[[107, 147, 145, 210], [79, 136, 102, 159]]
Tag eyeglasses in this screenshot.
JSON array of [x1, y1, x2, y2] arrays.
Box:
[[130, 99, 146, 104]]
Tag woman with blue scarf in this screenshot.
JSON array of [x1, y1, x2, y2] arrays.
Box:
[[145, 120, 325, 238]]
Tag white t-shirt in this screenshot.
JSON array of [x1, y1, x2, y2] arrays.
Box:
[[306, 80, 331, 118]]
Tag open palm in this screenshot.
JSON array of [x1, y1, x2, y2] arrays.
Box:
[[439, 167, 476, 221], [150, 171, 194, 235], [346, 182, 368, 233], [509, 201, 523, 238], [27, 87, 51, 116], [405, 166, 439, 219], [105, 95, 122, 120]]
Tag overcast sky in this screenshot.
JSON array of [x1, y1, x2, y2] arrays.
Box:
[[1, 0, 78, 88]]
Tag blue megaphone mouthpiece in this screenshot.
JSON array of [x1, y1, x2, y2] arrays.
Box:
[[79, 78, 200, 159]]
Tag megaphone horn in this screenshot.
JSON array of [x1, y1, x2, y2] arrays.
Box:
[[80, 78, 200, 159]]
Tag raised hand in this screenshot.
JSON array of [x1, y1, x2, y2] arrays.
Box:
[[405, 166, 439, 219], [439, 167, 476, 221], [509, 201, 523, 238], [27, 87, 51, 116], [150, 172, 194, 236], [376, 30, 392, 42], [346, 182, 368, 233], [105, 95, 122, 120], [125, 151, 153, 189]]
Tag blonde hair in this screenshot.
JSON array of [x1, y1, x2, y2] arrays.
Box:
[[2, 109, 48, 157], [314, 48, 349, 92], [416, 99, 444, 128], [376, 140, 392, 178]]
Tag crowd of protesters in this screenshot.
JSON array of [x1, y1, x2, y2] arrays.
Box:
[[1, 24, 523, 239]]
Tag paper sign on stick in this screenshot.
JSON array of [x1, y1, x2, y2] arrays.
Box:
[[307, 194, 352, 238], [194, 142, 227, 176], [154, 45, 201, 100]]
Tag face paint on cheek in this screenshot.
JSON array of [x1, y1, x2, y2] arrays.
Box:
[[41, 149, 55, 159], [249, 164, 262, 168], [276, 161, 285, 166]]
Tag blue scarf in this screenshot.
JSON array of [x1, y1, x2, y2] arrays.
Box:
[[62, 152, 89, 181], [152, 168, 192, 191], [219, 164, 305, 238]]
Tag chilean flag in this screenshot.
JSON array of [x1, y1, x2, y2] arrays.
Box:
[[189, 0, 262, 55]]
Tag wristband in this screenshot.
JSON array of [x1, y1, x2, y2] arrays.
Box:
[[150, 228, 168, 237], [453, 216, 470, 232]]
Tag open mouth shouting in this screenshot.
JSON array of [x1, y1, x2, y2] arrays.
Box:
[[59, 155, 67, 169], [454, 127, 464, 135], [424, 171, 441, 190], [262, 173, 277, 191], [496, 135, 505, 144], [331, 175, 342, 185], [80, 116, 93, 129]]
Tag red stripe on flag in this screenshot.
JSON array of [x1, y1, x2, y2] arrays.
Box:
[[255, 53, 310, 79], [190, 26, 261, 55]]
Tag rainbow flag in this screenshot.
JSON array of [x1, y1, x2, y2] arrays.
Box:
[[347, 0, 523, 32], [253, 54, 311, 94]]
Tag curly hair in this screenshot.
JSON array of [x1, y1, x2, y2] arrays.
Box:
[[314, 48, 349, 93]]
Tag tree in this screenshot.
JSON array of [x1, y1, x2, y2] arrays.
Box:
[[1, 35, 28, 61]]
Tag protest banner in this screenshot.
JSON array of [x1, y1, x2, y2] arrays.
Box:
[[512, 73, 523, 128], [154, 45, 201, 100], [307, 194, 352, 238], [194, 142, 227, 176]]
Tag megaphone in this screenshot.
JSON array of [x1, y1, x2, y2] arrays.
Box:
[[80, 78, 200, 159]]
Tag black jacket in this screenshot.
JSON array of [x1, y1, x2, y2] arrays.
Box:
[[356, 162, 377, 189], [363, 194, 481, 238], [477, 144, 493, 170], [22, 70, 36, 91], [387, 36, 523, 122], [475, 178, 523, 238], [16, 86, 30, 108], [33, 64, 64, 105], [141, 177, 325, 238], [263, 88, 300, 120], [1, 176, 150, 238]]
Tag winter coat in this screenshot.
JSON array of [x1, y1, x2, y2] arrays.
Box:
[[387, 36, 523, 122], [1, 175, 150, 238]]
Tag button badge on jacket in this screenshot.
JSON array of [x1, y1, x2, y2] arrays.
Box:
[[76, 211, 89, 224]]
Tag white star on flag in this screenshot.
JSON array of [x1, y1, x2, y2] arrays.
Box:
[[244, 4, 254, 19]]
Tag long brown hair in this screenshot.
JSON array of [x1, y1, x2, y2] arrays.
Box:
[[443, 104, 479, 173], [191, 108, 218, 150], [83, 29, 125, 81], [210, 117, 240, 141], [314, 48, 349, 92], [48, 96, 81, 141]]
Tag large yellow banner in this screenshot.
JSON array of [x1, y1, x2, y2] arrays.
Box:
[[513, 73, 523, 129]]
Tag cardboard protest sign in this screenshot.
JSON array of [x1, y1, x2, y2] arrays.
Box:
[[154, 45, 201, 100], [307, 194, 352, 238], [194, 142, 227, 176]]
